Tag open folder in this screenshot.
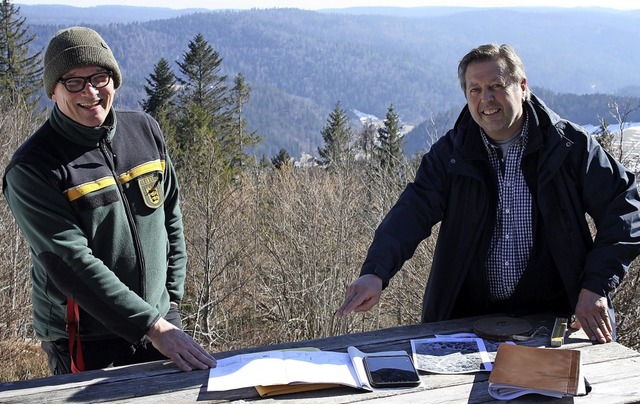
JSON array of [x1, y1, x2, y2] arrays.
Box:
[[207, 346, 415, 397], [255, 348, 340, 397], [488, 343, 587, 400]]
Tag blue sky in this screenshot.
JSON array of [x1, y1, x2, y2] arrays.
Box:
[[15, 0, 640, 10]]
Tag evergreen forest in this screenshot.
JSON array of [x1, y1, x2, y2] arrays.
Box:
[[13, 3, 640, 159]]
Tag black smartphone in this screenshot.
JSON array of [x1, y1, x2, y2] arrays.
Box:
[[363, 354, 421, 388]]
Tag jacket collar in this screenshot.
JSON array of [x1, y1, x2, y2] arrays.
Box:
[[453, 92, 566, 160], [49, 105, 117, 147]]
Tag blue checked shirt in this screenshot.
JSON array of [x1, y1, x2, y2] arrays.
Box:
[[481, 113, 533, 301]]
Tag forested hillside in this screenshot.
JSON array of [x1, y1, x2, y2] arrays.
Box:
[[18, 5, 640, 158]]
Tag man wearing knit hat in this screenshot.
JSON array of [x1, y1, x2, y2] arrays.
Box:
[[2, 27, 216, 374]]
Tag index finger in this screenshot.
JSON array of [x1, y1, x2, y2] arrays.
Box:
[[336, 292, 360, 317]]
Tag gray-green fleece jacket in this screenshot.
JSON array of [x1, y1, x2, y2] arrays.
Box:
[[2, 106, 187, 343]]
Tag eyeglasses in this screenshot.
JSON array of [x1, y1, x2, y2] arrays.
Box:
[[58, 71, 113, 93]]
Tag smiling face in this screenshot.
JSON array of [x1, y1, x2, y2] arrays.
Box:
[[51, 65, 115, 128], [464, 58, 527, 141]]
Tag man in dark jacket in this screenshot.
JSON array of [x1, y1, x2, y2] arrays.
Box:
[[336, 43, 640, 344], [3, 27, 216, 374]]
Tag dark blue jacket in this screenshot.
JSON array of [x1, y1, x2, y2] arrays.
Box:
[[360, 94, 640, 322]]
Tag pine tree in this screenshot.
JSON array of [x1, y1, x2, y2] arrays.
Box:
[[271, 148, 293, 170], [374, 104, 405, 175], [177, 33, 229, 125], [140, 58, 177, 120], [258, 154, 271, 169], [317, 101, 354, 172], [224, 72, 261, 172], [174, 33, 236, 176], [0, 0, 43, 109]]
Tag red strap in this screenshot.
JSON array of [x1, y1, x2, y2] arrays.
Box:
[[66, 297, 85, 373]]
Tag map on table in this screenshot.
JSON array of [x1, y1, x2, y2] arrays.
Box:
[[411, 334, 513, 374]]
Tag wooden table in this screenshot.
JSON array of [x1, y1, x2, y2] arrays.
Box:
[[1, 314, 639, 403]]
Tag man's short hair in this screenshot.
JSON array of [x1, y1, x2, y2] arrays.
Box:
[[457, 43, 530, 101]]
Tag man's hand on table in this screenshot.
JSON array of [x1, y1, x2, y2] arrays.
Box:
[[147, 317, 217, 371], [571, 288, 613, 344]]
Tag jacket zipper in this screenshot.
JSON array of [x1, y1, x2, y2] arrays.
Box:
[[100, 138, 147, 299]]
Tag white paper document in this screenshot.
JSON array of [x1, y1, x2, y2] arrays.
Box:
[[207, 346, 409, 392], [207, 349, 358, 391]]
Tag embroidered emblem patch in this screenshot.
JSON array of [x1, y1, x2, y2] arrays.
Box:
[[138, 173, 164, 208]]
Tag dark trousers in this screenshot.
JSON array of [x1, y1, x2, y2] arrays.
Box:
[[41, 304, 182, 375]]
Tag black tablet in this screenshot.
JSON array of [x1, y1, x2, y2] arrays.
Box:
[[363, 354, 421, 388]]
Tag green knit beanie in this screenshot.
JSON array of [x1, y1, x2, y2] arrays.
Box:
[[43, 26, 122, 98]]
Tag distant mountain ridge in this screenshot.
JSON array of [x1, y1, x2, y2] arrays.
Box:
[[17, 5, 640, 158], [16, 4, 211, 24]]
